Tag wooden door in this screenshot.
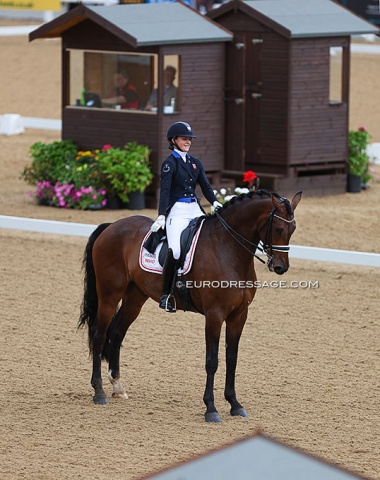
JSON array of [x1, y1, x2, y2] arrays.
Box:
[[224, 32, 262, 172], [224, 33, 245, 171], [245, 33, 263, 167]]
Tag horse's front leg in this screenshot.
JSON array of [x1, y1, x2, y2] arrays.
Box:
[[224, 309, 249, 418], [203, 315, 224, 423]]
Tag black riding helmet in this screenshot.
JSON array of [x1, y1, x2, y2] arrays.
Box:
[[167, 121, 196, 150]]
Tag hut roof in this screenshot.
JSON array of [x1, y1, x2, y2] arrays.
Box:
[[209, 0, 379, 39], [29, 2, 233, 47], [143, 432, 365, 479]]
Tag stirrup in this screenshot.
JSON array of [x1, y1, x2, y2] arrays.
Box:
[[159, 294, 176, 313]]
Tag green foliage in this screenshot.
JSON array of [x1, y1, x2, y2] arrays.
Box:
[[21, 140, 78, 185], [348, 128, 371, 178], [98, 142, 153, 202]]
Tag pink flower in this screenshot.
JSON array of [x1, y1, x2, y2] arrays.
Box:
[[102, 144, 112, 151]]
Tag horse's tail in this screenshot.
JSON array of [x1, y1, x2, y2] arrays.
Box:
[[78, 222, 111, 355]]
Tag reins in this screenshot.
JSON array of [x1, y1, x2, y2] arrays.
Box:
[[215, 210, 266, 263], [215, 206, 294, 265]]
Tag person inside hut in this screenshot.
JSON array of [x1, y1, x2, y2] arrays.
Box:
[[145, 65, 178, 112], [101, 71, 139, 110], [150, 121, 223, 313]]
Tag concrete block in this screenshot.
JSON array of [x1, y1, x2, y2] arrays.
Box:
[[0, 114, 25, 136]]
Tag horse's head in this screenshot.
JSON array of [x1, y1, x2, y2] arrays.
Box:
[[258, 191, 302, 275]]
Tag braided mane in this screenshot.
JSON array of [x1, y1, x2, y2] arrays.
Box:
[[207, 189, 293, 220]]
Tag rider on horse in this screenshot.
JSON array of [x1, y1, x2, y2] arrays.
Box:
[[150, 121, 222, 313]]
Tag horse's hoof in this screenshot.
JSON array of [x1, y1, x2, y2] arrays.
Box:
[[93, 394, 109, 405], [112, 392, 128, 400], [231, 407, 248, 417], [205, 412, 222, 423]]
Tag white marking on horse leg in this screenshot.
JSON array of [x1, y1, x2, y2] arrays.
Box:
[[107, 370, 128, 399]]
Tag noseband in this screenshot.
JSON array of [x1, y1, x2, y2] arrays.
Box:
[[215, 207, 294, 265]]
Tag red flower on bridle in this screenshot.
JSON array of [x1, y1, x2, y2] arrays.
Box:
[[243, 170, 258, 190], [243, 170, 257, 183]]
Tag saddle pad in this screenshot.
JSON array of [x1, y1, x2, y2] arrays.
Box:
[[139, 219, 205, 275]]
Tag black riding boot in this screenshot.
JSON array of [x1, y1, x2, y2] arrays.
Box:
[[159, 248, 177, 313]]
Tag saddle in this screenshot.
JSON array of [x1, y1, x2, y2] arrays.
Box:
[[143, 216, 205, 270], [141, 216, 206, 313]]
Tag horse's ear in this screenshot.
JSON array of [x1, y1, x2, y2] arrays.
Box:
[[291, 191, 302, 211], [271, 194, 282, 209]]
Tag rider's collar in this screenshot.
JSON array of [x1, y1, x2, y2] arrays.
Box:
[[173, 149, 189, 161]]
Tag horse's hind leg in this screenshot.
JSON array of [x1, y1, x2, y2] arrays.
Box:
[[91, 296, 119, 405], [105, 287, 148, 400]]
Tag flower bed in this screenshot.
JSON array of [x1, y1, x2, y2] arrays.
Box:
[[21, 140, 152, 210]]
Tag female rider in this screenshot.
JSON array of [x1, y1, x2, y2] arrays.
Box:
[[150, 121, 222, 312]]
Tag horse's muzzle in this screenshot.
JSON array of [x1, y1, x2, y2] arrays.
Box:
[[267, 257, 288, 275], [274, 265, 288, 275]]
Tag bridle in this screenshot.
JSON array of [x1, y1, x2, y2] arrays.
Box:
[[215, 207, 294, 265]]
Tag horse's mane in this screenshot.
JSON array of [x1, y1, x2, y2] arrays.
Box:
[[206, 189, 293, 220]]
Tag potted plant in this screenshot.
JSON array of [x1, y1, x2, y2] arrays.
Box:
[[347, 127, 371, 193], [97, 142, 153, 209], [21, 140, 78, 186]]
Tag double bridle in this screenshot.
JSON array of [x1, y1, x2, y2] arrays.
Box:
[[215, 207, 294, 265]]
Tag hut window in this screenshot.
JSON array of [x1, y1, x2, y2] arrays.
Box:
[[67, 49, 156, 111], [144, 55, 180, 114], [329, 46, 343, 104]]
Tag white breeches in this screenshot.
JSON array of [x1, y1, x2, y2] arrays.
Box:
[[166, 201, 204, 259]]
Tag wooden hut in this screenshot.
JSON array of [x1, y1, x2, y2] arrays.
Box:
[[29, 3, 232, 207], [208, 0, 378, 196]]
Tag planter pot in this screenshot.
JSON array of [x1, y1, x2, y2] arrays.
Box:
[[87, 203, 104, 211], [347, 174, 362, 193], [124, 191, 145, 210], [38, 198, 52, 206], [106, 195, 124, 209]]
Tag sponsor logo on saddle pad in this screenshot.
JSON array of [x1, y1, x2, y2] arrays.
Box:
[[139, 220, 205, 275]]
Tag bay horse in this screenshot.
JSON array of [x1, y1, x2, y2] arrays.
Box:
[[79, 189, 302, 422]]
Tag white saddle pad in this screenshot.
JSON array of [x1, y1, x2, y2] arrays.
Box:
[[139, 219, 205, 275]]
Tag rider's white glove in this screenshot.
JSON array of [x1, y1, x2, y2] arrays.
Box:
[[213, 201, 223, 210], [151, 215, 166, 232]]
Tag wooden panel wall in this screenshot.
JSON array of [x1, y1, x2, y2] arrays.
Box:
[[289, 37, 349, 167], [157, 43, 226, 174]]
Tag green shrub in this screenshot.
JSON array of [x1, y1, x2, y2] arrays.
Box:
[[21, 140, 78, 185], [98, 142, 153, 202], [348, 127, 371, 178]]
